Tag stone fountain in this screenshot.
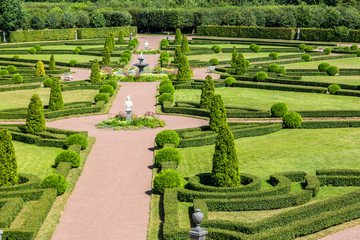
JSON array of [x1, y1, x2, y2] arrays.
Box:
[[133, 52, 149, 73]]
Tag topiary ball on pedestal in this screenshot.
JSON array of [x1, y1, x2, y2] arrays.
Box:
[[65, 134, 88, 150], [55, 150, 81, 168], [270, 102, 288, 117], [153, 169, 182, 194], [40, 174, 68, 195], [154, 147, 181, 167], [155, 130, 180, 148], [282, 112, 303, 129]]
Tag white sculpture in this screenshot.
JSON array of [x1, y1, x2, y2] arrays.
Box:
[[124, 95, 133, 111], [145, 40, 149, 50]]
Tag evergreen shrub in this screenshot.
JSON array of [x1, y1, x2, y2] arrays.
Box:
[[76, 46, 84, 51], [55, 150, 80, 168], [105, 79, 117, 89], [276, 67, 286, 75], [43, 78, 53, 88], [99, 84, 114, 96], [34, 45, 42, 52], [252, 45, 261, 53], [235, 52, 246, 75], [90, 59, 101, 84], [302, 54, 311, 62], [155, 130, 180, 148], [159, 84, 175, 95], [224, 77, 235, 87], [161, 39, 169, 47], [69, 60, 78, 67], [121, 53, 131, 61], [65, 134, 88, 150], [28, 47, 36, 54], [256, 71, 268, 81], [160, 57, 169, 62], [209, 94, 227, 132], [269, 52, 278, 60], [49, 78, 64, 111], [6, 65, 16, 74], [283, 112, 303, 128], [299, 44, 306, 50], [249, 44, 256, 50], [268, 63, 279, 72], [158, 93, 174, 104], [210, 58, 219, 65], [318, 63, 330, 72], [120, 57, 128, 64], [200, 75, 215, 109], [25, 94, 46, 134], [94, 93, 109, 103], [181, 35, 190, 53], [118, 31, 124, 43], [160, 79, 172, 87], [0, 129, 18, 186], [13, 74, 23, 84], [271, 102, 288, 117], [305, 46, 313, 52], [324, 48, 331, 55], [175, 28, 182, 44], [160, 51, 169, 58], [212, 45, 222, 53], [49, 55, 56, 70], [356, 49, 360, 57], [0, 70, 9, 75], [328, 84, 341, 94], [13, 55, 20, 61], [73, 48, 81, 54], [36, 61, 45, 77], [326, 66, 339, 76], [40, 174, 67, 195], [123, 50, 132, 55], [176, 55, 191, 82], [154, 147, 181, 167], [344, 46, 350, 51], [153, 169, 182, 194], [351, 45, 358, 50]]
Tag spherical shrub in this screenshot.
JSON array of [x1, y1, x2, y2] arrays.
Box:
[[34, 45, 42, 52], [13, 74, 23, 84], [119, 57, 128, 64], [73, 48, 81, 54], [249, 43, 256, 50], [55, 150, 81, 168], [318, 63, 330, 72], [160, 79, 172, 87], [324, 48, 331, 55], [99, 84, 114, 96], [255, 71, 268, 81], [65, 134, 88, 150], [40, 174, 68, 196], [69, 60, 78, 67], [123, 50, 132, 55], [28, 47, 36, 54], [282, 112, 303, 129], [160, 51, 169, 58], [326, 66, 339, 76], [6, 65, 16, 74], [269, 52, 278, 60], [159, 83, 175, 95], [160, 39, 169, 47], [268, 63, 279, 72], [344, 46, 351, 51], [153, 169, 182, 194], [301, 54, 311, 62], [105, 79, 117, 90], [158, 93, 174, 104], [43, 78, 53, 88], [76, 46, 84, 51], [0, 69, 9, 75], [270, 102, 288, 117], [224, 77, 236, 87], [245, 60, 250, 67], [213, 46, 222, 53], [351, 45, 358, 51], [328, 84, 341, 94], [155, 130, 180, 148], [129, 41, 136, 48], [209, 58, 219, 65], [13, 55, 20, 61], [276, 67, 286, 75], [154, 147, 181, 167], [356, 49, 360, 57], [94, 93, 109, 103], [160, 57, 169, 62], [121, 53, 131, 61], [252, 45, 261, 53], [305, 46, 313, 52], [299, 44, 306, 50]]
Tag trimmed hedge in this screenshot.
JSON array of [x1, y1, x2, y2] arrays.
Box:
[[0, 198, 24, 228]]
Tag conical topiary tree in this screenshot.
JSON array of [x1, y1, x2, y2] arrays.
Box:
[[212, 124, 240, 187], [36, 60, 46, 77], [174, 46, 182, 63], [235, 52, 246, 75], [49, 78, 64, 111], [209, 94, 227, 132], [25, 94, 46, 134], [49, 54, 56, 70], [176, 55, 191, 82], [200, 75, 215, 110], [175, 28, 182, 44], [110, 32, 115, 51], [90, 59, 101, 84], [0, 129, 18, 186], [118, 30, 125, 43], [102, 46, 111, 65], [231, 46, 237, 68], [181, 35, 190, 53]]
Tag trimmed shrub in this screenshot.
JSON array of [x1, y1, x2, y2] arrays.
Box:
[[276, 67, 286, 75], [99, 84, 114, 96], [123, 50, 132, 55], [356, 49, 360, 57], [102, 46, 111, 65], [121, 53, 131, 61], [209, 94, 227, 133], [245, 60, 250, 67], [6, 65, 16, 74], [328, 84, 341, 94], [210, 58, 219, 65], [159, 84, 175, 95], [153, 169, 182, 194], [12, 55, 20, 61], [175, 28, 182, 44], [283, 112, 303, 129], [249, 43, 256, 50], [181, 35, 190, 53], [231, 46, 237, 68], [55, 150, 80, 168], [305, 46, 313, 52], [299, 44, 307, 50], [94, 93, 109, 103], [65, 134, 88, 150], [36, 60, 45, 77], [269, 52, 278, 60], [155, 130, 180, 148], [324, 48, 331, 55], [25, 94, 46, 134], [43, 78, 53, 88], [302, 54, 311, 62], [351, 45, 359, 51], [76, 46, 84, 51], [0, 70, 9, 75], [13, 74, 23, 84], [326, 66, 340, 76], [177, 55, 191, 82], [160, 57, 169, 62], [154, 147, 181, 167], [344, 46, 351, 51], [200, 75, 215, 110], [49, 55, 56, 70], [318, 63, 330, 72], [235, 52, 246, 75], [34, 45, 42, 52], [118, 30, 125, 43], [212, 45, 222, 53], [105, 79, 117, 90], [69, 60, 78, 67], [174, 46, 182, 63], [0, 129, 18, 186], [160, 51, 170, 58], [160, 39, 169, 47], [271, 102, 288, 117], [73, 48, 81, 54], [160, 79, 172, 87], [49, 78, 64, 111], [224, 77, 236, 87], [252, 45, 261, 53], [158, 93, 174, 104], [40, 174, 67, 195], [119, 57, 128, 64], [256, 71, 268, 81], [268, 63, 279, 72], [28, 47, 36, 54], [90, 59, 101, 84]]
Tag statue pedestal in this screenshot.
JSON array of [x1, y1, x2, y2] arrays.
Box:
[[126, 109, 132, 121]]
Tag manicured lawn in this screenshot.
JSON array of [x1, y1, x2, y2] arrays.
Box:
[[186, 52, 293, 62], [0, 88, 98, 111], [1, 45, 105, 51], [285, 57, 360, 69], [15, 54, 98, 64], [174, 88, 360, 111], [301, 75, 360, 85]]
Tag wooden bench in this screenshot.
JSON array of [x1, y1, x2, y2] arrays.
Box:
[[207, 66, 215, 73], [64, 73, 73, 81]]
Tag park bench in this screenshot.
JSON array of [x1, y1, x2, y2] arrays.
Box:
[[64, 73, 74, 81], [207, 66, 215, 73]]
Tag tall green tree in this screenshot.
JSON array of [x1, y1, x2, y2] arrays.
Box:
[[175, 28, 182, 44], [36, 60, 46, 77], [0, 129, 18, 186], [231, 46, 237, 68], [209, 94, 227, 132], [212, 124, 240, 187], [109, 33, 115, 52], [90, 59, 101, 84], [102, 46, 111, 65], [25, 94, 46, 134], [0, 0, 25, 33], [235, 52, 246, 75], [174, 46, 182, 63], [181, 35, 190, 53], [118, 30, 125, 43], [49, 55, 56, 70], [49, 78, 63, 111], [176, 55, 191, 82], [200, 75, 215, 110]]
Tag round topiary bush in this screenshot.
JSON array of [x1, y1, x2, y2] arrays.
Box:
[[28, 47, 36, 54], [351, 45, 358, 51], [213, 46, 222, 53], [155, 130, 180, 148], [269, 52, 278, 60], [282, 112, 303, 129], [356, 49, 360, 57], [73, 48, 81, 54], [302, 54, 311, 62], [160, 39, 169, 47], [328, 84, 341, 94], [324, 48, 331, 55], [43, 78, 53, 88], [299, 44, 307, 50], [94, 93, 109, 103], [6, 65, 16, 74], [158, 93, 174, 104], [159, 83, 175, 95], [13, 74, 23, 84], [55, 150, 81, 168], [154, 147, 181, 167], [305, 46, 313, 52], [99, 84, 114, 96], [119, 57, 128, 64], [76, 46, 84, 51], [249, 43, 256, 50], [326, 66, 339, 76], [270, 102, 288, 117], [123, 50, 132, 55], [318, 63, 330, 72], [65, 134, 88, 150], [344, 46, 351, 51], [252, 45, 261, 53], [121, 53, 131, 61], [209, 58, 219, 65], [268, 63, 279, 72], [69, 60, 78, 67], [40, 174, 68, 195], [105, 79, 117, 90], [160, 51, 169, 58], [0, 69, 9, 75], [153, 169, 182, 194], [255, 71, 268, 81], [245, 60, 250, 67], [160, 57, 169, 62], [159, 79, 172, 87], [34, 45, 42, 52], [13, 55, 20, 61], [224, 77, 236, 87], [276, 67, 286, 75]]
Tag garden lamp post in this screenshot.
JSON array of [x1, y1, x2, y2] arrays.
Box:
[[189, 209, 207, 240]]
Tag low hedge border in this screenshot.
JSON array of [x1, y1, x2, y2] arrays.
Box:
[[0, 174, 41, 193], [0, 189, 44, 202], [305, 175, 320, 197], [301, 121, 360, 129], [318, 176, 360, 187], [0, 84, 41, 92], [0, 198, 24, 228], [316, 169, 360, 176], [55, 162, 72, 178]]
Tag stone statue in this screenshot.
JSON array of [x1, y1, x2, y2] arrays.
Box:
[[145, 40, 149, 50], [124, 95, 133, 111], [296, 29, 300, 40]]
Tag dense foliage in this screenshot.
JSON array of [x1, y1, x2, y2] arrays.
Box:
[[40, 174, 68, 195], [154, 147, 181, 167], [25, 94, 46, 134], [153, 169, 182, 194], [55, 150, 81, 168], [209, 94, 227, 133], [200, 75, 215, 110], [49, 78, 64, 111], [155, 130, 180, 148], [65, 134, 88, 150], [282, 112, 303, 128], [270, 102, 288, 117], [0, 129, 18, 186]]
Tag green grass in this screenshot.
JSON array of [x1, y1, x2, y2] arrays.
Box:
[[301, 75, 360, 85], [186, 52, 292, 62], [0, 88, 98, 111], [285, 57, 360, 69], [174, 88, 360, 111], [14, 54, 98, 64], [190, 44, 292, 49], [1, 45, 105, 51]]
